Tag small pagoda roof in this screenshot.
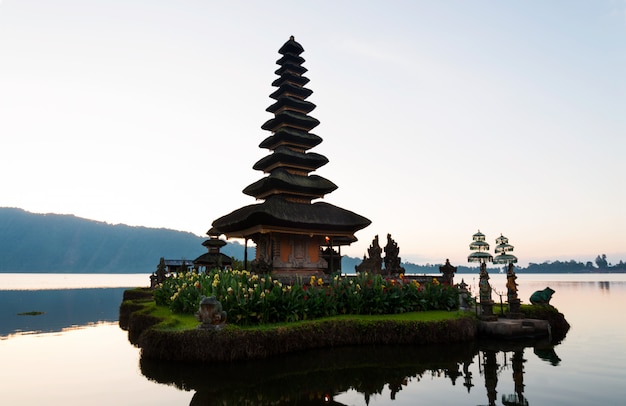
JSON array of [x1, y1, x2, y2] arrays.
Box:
[[202, 238, 227, 248], [276, 54, 305, 69], [278, 36, 304, 55], [242, 168, 337, 199], [262, 110, 320, 132], [259, 128, 322, 150], [252, 146, 328, 173], [206, 227, 221, 237], [269, 83, 313, 101], [212, 196, 371, 241], [275, 63, 307, 76], [266, 97, 316, 115], [194, 252, 232, 266], [271, 72, 310, 88]]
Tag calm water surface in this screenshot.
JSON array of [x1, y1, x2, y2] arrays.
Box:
[[0, 273, 624, 405]]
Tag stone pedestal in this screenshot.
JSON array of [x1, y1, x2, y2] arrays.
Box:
[[507, 298, 523, 319], [480, 300, 498, 321]]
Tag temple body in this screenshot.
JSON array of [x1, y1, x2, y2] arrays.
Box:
[[212, 36, 370, 276]]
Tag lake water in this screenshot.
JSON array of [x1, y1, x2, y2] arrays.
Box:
[[1, 272, 625, 405]]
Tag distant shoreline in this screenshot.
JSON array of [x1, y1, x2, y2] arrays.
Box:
[[1, 270, 625, 274]]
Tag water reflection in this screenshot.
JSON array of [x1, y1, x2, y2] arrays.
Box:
[[140, 338, 563, 405], [0, 288, 127, 337]]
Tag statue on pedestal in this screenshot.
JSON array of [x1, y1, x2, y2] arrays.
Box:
[[195, 296, 227, 330]]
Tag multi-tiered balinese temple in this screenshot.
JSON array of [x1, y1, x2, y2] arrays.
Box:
[[211, 36, 370, 277]]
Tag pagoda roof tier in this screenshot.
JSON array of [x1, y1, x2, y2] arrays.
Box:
[[194, 252, 233, 266], [202, 238, 227, 248], [212, 196, 371, 241], [242, 168, 337, 200], [278, 36, 304, 55], [271, 72, 310, 88], [259, 128, 322, 150], [275, 63, 307, 76], [266, 97, 316, 115], [252, 146, 328, 173], [269, 82, 313, 101], [276, 54, 305, 66], [262, 110, 320, 132]]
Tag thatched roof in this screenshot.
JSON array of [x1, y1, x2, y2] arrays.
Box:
[[212, 196, 371, 239], [243, 168, 337, 199]]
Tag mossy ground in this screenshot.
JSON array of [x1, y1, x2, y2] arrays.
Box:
[[119, 289, 477, 362]]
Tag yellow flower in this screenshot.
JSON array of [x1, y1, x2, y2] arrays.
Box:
[[412, 280, 420, 288], [317, 277, 324, 286], [432, 278, 440, 285]]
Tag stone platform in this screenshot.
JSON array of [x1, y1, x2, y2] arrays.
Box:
[[477, 318, 550, 340]]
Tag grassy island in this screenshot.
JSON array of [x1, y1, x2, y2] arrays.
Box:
[[119, 270, 569, 362], [120, 291, 476, 362]]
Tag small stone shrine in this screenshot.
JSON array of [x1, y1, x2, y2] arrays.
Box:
[[355, 235, 383, 274], [150, 257, 168, 289], [439, 259, 457, 286], [211, 36, 371, 278], [383, 233, 405, 276], [193, 228, 233, 272], [356, 234, 406, 276]]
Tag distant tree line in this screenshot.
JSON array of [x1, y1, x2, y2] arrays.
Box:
[[400, 254, 626, 274]]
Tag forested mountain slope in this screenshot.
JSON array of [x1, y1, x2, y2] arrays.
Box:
[[0, 208, 248, 273]]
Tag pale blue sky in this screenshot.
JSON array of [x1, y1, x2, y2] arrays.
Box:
[[1, 1, 625, 267]]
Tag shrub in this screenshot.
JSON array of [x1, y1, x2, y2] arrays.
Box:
[[154, 270, 459, 326]]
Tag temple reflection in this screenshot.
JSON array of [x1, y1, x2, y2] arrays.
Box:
[[139, 336, 563, 406]]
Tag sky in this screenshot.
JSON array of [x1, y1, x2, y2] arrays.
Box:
[[1, 0, 625, 267]]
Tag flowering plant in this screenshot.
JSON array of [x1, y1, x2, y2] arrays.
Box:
[[154, 269, 459, 325]]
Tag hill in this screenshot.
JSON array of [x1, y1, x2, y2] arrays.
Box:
[[0, 208, 252, 273]]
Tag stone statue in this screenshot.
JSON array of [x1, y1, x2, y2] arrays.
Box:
[[530, 287, 555, 305], [355, 235, 383, 274], [195, 296, 227, 330], [150, 257, 168, 289], [478, 262, 496, 320], [478, 263, 492, 303], [506, 263, 518, 301]]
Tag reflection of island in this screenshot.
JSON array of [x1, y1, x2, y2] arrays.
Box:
[[139, 337, 564, 406]]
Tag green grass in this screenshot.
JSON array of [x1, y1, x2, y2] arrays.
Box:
[[138, 301, 471, 332]]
